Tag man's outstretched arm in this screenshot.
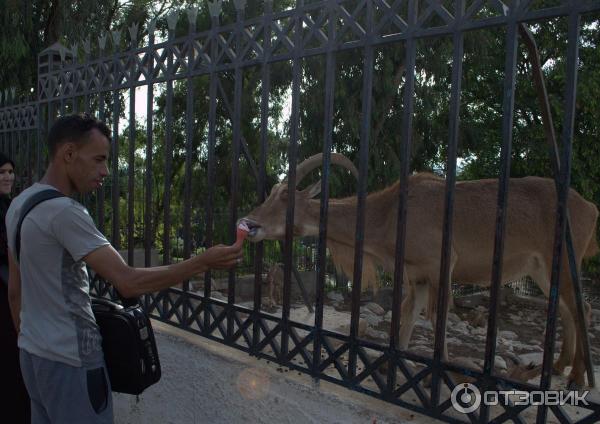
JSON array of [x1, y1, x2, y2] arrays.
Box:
[[84, 243, 243, 299]]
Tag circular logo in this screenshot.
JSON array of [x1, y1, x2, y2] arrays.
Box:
[[451, 383, 482, 414]]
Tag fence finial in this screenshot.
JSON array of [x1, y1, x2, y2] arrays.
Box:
[[147, 19, 157, 36], [111, 30, 121, 50], [58, 44, 67, 62], [129, 22, 139, 45], [207, 0, 223, 18], [233, 0, 246, 11], [83, 38, 91, 56], [167, 11, 179, 31], [70, 43, 78, 60], [187, 7, 198, 29], [99, 33, 108, 52]]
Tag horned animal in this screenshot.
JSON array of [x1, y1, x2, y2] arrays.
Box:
[[241, 153, 599, 388]]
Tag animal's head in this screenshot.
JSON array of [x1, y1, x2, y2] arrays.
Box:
[[240, 153, 358, 242]]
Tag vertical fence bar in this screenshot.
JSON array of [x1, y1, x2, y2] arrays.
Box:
[[252, 0, 273, 353], [204, 11, 221, 333], [145, 46, 154, 271], [476, 10, 520, 424], [163, 24, 174, 267], [432, 0, 466, 418], [281, 0, 304, 360], [160, 23, 174, 317], [36, 102, 42, 179], [348, 0, 375, 382], [83, 72, 91, 208], [127, 83, 136, 266], [145, 74, 155, 269], [111, 88, 120, 249], [388, 0, 418, 397], [227, 3, 245, 341], [537, 10, 581, 424], [47, 101, 55, 184], [183, 13, 196, 327], [312, 0, 336, 377], [97, 91, 106, 234], [26, 130, 32, 186]]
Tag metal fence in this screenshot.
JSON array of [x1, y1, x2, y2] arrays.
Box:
[[2, 1, 600, 423]]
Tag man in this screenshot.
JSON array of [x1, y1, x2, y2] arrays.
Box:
[[6, 113, 243, 423]]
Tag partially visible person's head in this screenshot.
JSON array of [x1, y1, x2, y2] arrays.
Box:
[[48, 113, 111, 194], [0, 153, 15, 196]]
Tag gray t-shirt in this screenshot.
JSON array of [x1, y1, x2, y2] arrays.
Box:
[[6, 183, 110, 367]]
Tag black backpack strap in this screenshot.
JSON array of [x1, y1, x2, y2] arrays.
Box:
[[16, 189, 66, 262]]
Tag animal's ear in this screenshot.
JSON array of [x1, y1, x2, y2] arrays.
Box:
[[300, 180, 322, 198]]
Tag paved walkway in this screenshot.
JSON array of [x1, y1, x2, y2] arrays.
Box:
[[113, 320, 435, 424]]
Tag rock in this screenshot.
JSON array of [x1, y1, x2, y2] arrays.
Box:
[[450, 320, 469, 335], [448, 312, 461, 323], [360, 311, 383, 327], [365, 327, 388, 341], [364, 302, 385, 316], [471, 311, 487, 328], [327, 291, 344, 302], [495, 356, 507, 371], [452, 357, 481, 373], [454, 293, 488, 310], [471, 326, 487, 337], [415, 318, 433, 331], [384, 311, 393, 322], [519, 352, 544, 366], [472, 357, 505, 371], [337, 318, 367, 338], [498, 330, 518, 340]]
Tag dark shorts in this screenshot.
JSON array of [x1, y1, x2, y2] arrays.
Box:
[[19, 349, 113, 424]]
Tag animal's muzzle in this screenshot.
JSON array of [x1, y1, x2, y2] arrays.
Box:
[[238, 218, 260, 237]]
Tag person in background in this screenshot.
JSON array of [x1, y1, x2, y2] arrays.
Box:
[[0, 153, 30, 423]]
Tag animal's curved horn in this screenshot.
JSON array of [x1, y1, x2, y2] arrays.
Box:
[[292, 153, 359, 187]]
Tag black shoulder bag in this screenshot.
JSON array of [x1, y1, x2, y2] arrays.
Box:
[[16, 189, 161, 395]]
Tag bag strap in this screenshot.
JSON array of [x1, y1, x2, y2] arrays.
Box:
[[16, 189, 65, 262]]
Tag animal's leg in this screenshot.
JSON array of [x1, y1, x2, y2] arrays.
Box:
[[428, 252, 456, 362], [532, 266, 575, 376], [428, 283, 451, 362], [398, 278, 429, 350], [559, 270, 589, 388]]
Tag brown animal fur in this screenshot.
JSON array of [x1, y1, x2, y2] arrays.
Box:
[[243, 161, 599, 388]]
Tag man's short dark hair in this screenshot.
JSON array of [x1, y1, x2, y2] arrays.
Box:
[[47, 113, 111, 158]]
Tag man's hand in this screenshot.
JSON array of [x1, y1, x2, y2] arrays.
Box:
[[196, 244, 244, 270]]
